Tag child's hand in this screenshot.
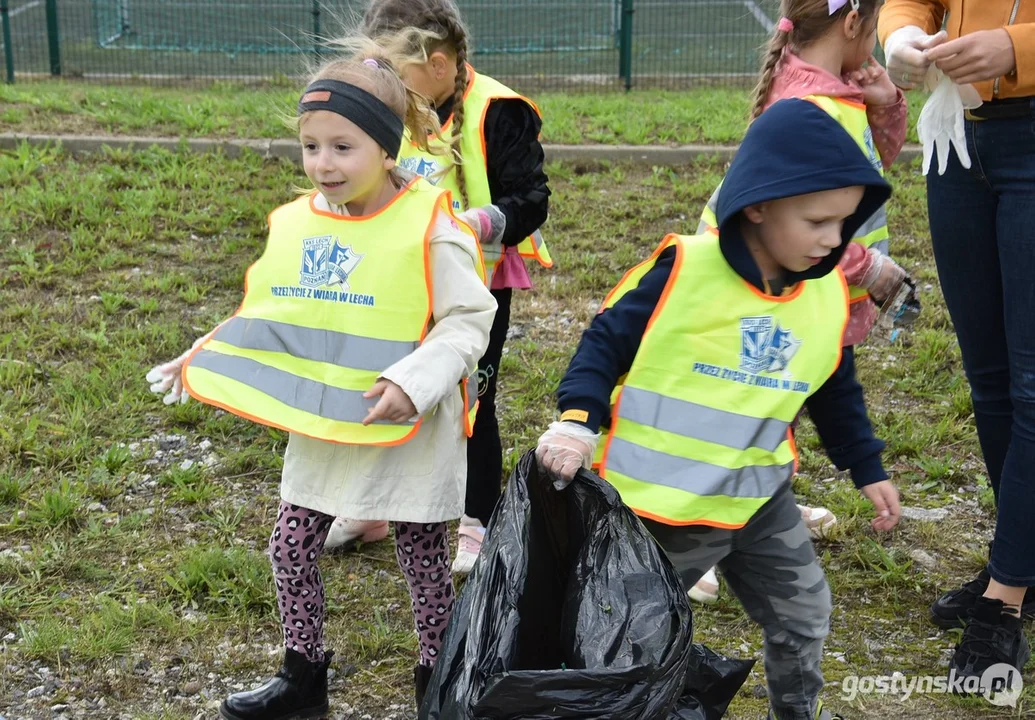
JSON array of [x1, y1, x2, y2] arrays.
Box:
[[849, 58, 900, 107], [146, 334, 209, 405], [457, 205, 506, 245], [535, 421, 601, 490], [860, 250, 909, 306], [363, 379, 417, 425], [861, 480, 901, 531]]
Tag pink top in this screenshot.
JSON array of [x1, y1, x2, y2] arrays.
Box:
[[766, 50, 907, 346], [490, 244, 532, 290]]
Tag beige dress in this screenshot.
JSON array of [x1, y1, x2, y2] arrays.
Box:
[[278, 190, 497, 523]]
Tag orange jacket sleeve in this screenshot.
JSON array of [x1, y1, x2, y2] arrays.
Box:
[[877, 0, 947, 46], [1003, 23, 1035, 98]]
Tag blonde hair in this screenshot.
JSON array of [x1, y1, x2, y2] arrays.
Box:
[[362, 0, 472, 207], [297, 34, 456, 187], [751, 0, 883, 121]]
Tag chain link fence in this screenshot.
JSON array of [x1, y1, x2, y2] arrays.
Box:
[[2, 0, 784, 88]]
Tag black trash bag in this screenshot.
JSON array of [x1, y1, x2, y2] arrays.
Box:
[[421, 450, 754, 719], [671, 644, 757, 720]]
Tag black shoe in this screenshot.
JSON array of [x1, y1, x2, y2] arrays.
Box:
[[931, 569, 1035, 628], [414, 662, 433, 712], [220, 648, 332, 720], [949, 596, 1030, 694], [930, 569, 991, 628]]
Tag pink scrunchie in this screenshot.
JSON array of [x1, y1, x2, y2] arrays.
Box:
[[776, 17, 794, 33]]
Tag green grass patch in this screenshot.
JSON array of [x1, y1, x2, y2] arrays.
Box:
[[1, 80, 926, 145]]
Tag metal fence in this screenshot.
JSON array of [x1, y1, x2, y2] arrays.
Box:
[[1, 0, 784, 88]]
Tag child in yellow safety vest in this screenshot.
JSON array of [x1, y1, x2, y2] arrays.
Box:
[[324, 0, 554, 578], [536, 99, 901, 720], [691, 0, 919, 604], [145, 38, 496, 718]]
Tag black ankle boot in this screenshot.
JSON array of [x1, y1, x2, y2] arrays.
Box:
[[931, 567, 1035, 629], [949, 596, 1030, 692], [414, 663, 433, 712], [220, 648, 333, 720]]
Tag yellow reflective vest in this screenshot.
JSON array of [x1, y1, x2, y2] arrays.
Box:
[[595, 234, 848, 528], [698, 95, 889, 302], [183, 178, 480, 446], [397, 65, 552, 284]]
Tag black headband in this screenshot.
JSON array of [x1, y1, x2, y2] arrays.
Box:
[[298, 79, 404, 159]]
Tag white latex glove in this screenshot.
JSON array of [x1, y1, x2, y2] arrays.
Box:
[[917, 70, 982, 175], [535, 421, 600, 490], [145, 335, 209, 405], [884, 25, 947, 89], [457, 205, 506, 245]]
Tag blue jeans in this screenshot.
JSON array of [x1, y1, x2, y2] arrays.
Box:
[[926, 99, 1035, 587]]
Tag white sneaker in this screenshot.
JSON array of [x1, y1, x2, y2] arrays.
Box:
[[688, 567, 720, 604], [798, 504, 837, 540], [324, 518, 390, 551], [451, 518, 485, 575]]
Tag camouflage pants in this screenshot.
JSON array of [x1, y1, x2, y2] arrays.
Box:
[[641, 483, 830, 720]]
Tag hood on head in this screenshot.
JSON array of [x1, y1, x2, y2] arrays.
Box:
[[716, 98, 891, 282]]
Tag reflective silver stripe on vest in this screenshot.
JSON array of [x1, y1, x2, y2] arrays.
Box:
[[606, 437, 793, 498], [870, 238, 889, 256], [189, 349, 415, 426], [466, 374, 478, 406], [482, 241, 503, 264], [617, 386, 788, 453], [696, 184, 722, 234], [213, 316, 418, 373], [853, 205, 887, 242]]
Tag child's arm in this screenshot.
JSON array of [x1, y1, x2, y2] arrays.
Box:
[[556, 247, 676, 431], [839, 243, 911, 306], [803, 346, 901, 530], [377, 214, 497, 417], [483, 99, 550, 246], [867, 97, 908, 169], [538, 247, 676, 483]]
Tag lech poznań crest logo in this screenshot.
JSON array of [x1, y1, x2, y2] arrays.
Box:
[[399, 156, 444, 183], [740, 316, 802, 374], [300, 236, 364, 290]]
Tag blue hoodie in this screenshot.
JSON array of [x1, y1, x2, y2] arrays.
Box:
[[557, 99, 893, 489]]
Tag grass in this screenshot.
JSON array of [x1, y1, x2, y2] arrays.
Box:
[[0, 139, 1026, 718], [0, 80, 927, 146]]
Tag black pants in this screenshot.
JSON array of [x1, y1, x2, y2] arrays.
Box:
[[465, 287, 512, 526]]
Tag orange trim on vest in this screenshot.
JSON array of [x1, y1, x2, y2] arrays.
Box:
[[631, 505, 749, 530], [307, 177, 422, 221], [598, 235, 677, 313], [804, 95, 867, 113], [745, 276, 806, 303], [830, 267, 849, 377], [460, 377, 478, 438]]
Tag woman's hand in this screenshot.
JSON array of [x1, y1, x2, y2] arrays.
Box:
[[926, 29, 1017, 85]]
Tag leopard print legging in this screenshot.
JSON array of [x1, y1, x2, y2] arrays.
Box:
[[269, 502, 455, 666]]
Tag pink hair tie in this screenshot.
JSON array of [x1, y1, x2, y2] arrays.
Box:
[[362, 58, 379, 68], [776, 17, 794, 33]]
